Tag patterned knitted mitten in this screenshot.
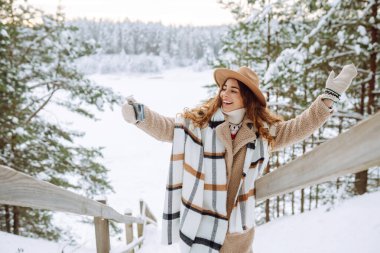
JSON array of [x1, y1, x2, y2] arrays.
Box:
[[321, 64, 358, 102]]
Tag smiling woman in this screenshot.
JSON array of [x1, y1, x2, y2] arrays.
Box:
[[27, 0, 235, 26], [121, 64, 357, 252]]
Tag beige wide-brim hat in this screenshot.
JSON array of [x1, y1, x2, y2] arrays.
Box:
[[213, 66, 267, 107]]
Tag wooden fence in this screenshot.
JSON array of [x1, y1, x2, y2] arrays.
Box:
[[0, 164, 157, 253]]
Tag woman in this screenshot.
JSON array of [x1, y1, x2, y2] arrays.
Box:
[[122, 65, 357, 253]]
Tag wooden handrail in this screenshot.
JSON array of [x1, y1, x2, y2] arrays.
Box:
[[256, 111, 380, 202], [0, 165, 143, 224], [0, 164, 159, 252]]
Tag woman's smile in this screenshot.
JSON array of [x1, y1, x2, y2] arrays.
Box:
[[220, 78, 244, 112]]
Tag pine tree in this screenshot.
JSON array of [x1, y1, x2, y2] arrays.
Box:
[[0, 0, 122, 242]]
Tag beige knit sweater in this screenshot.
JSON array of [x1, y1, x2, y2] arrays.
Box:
[[126, 94, 333, 253]]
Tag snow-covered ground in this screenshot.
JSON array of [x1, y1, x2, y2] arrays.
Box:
[[1, 67, 379, 252], [1, 190, 380, 252]]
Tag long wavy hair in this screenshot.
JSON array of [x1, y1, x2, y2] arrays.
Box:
[[182, 79, 284, 148]]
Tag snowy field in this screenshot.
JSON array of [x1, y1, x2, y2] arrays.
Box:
[[1, 67, 379, 252]]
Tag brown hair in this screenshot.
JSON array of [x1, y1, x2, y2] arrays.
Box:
[[182, 79, 284, 148]]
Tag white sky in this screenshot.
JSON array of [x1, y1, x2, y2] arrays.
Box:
[[27, 0, 236, 26]]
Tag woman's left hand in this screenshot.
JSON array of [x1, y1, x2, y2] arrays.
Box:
[[322, 64, 358, 102]]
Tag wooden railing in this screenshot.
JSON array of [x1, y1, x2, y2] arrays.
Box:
[[256, 110, 380, 202], [0, 165, 157, 253]]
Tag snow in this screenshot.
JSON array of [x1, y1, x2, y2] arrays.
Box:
[[337, 31, 345, 45], [254, 190, 380, 253], [14, 126, 27, 135], [2, 190, 379, 253], [0, 230, 93, 253], [0, 28, 9, 38], [357, 25, 366, 36], [354, 44, 361, 55]]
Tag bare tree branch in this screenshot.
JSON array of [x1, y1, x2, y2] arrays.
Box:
[[24, 88, 60, 124]]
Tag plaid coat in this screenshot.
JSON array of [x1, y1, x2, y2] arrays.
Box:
[[162, 108, 270, 252]]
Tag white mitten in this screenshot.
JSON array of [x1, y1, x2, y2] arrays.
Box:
[[122, 95, 138, 124], [322, 64, 358, 102]]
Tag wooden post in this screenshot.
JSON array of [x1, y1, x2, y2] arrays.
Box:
[[94, 199, 110, 253], [143, 201, 157, 224], [137, 200, 146, 248], [125, 209, 134, 253], [137, 199, 145, 238]]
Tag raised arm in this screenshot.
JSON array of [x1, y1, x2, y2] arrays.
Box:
[[270, 95, 332, 152], [122, 98, 175, 143], [270, 63, 358, 152]]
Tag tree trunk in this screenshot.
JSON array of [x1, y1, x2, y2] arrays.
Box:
[[300, 141, 306, 213], [336, 177, 340, 191], [367, 0, 378, 115], [353, 79, 367, 195], [353, 0, 379, 196], [315, 185, 319, 208], [265, 199, 270, 222], [13, 206, 19, 235], [291, 192, 295, 215], [5, 205, 11, 233], [308, 186, 312, 211], [276, 154, 280, 217], [355, 171, 368, 195]]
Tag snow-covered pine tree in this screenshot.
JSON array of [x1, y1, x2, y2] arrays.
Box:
[[0, 0, 122, 242]]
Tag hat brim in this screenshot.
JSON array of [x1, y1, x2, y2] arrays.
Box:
[[214, 68, 266, 106]]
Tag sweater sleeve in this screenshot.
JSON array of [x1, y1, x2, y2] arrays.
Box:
[[135, 105, 175, 143], [270, 94, 333, 152]]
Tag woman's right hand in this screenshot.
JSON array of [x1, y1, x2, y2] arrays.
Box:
[[122, 96, 138, 124]]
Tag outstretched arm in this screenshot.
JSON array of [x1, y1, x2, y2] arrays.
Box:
[[270, 95, 333, 152], [122, 98, 175, 143], [270, 64, 358, 152]]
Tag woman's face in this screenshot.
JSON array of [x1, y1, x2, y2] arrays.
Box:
[[219, 78, 244, 112]]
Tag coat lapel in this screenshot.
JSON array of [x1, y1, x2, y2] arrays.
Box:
[[232, 116, 257, 156]]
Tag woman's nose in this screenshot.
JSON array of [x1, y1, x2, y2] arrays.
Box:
[[224, 90, 232, 96]]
